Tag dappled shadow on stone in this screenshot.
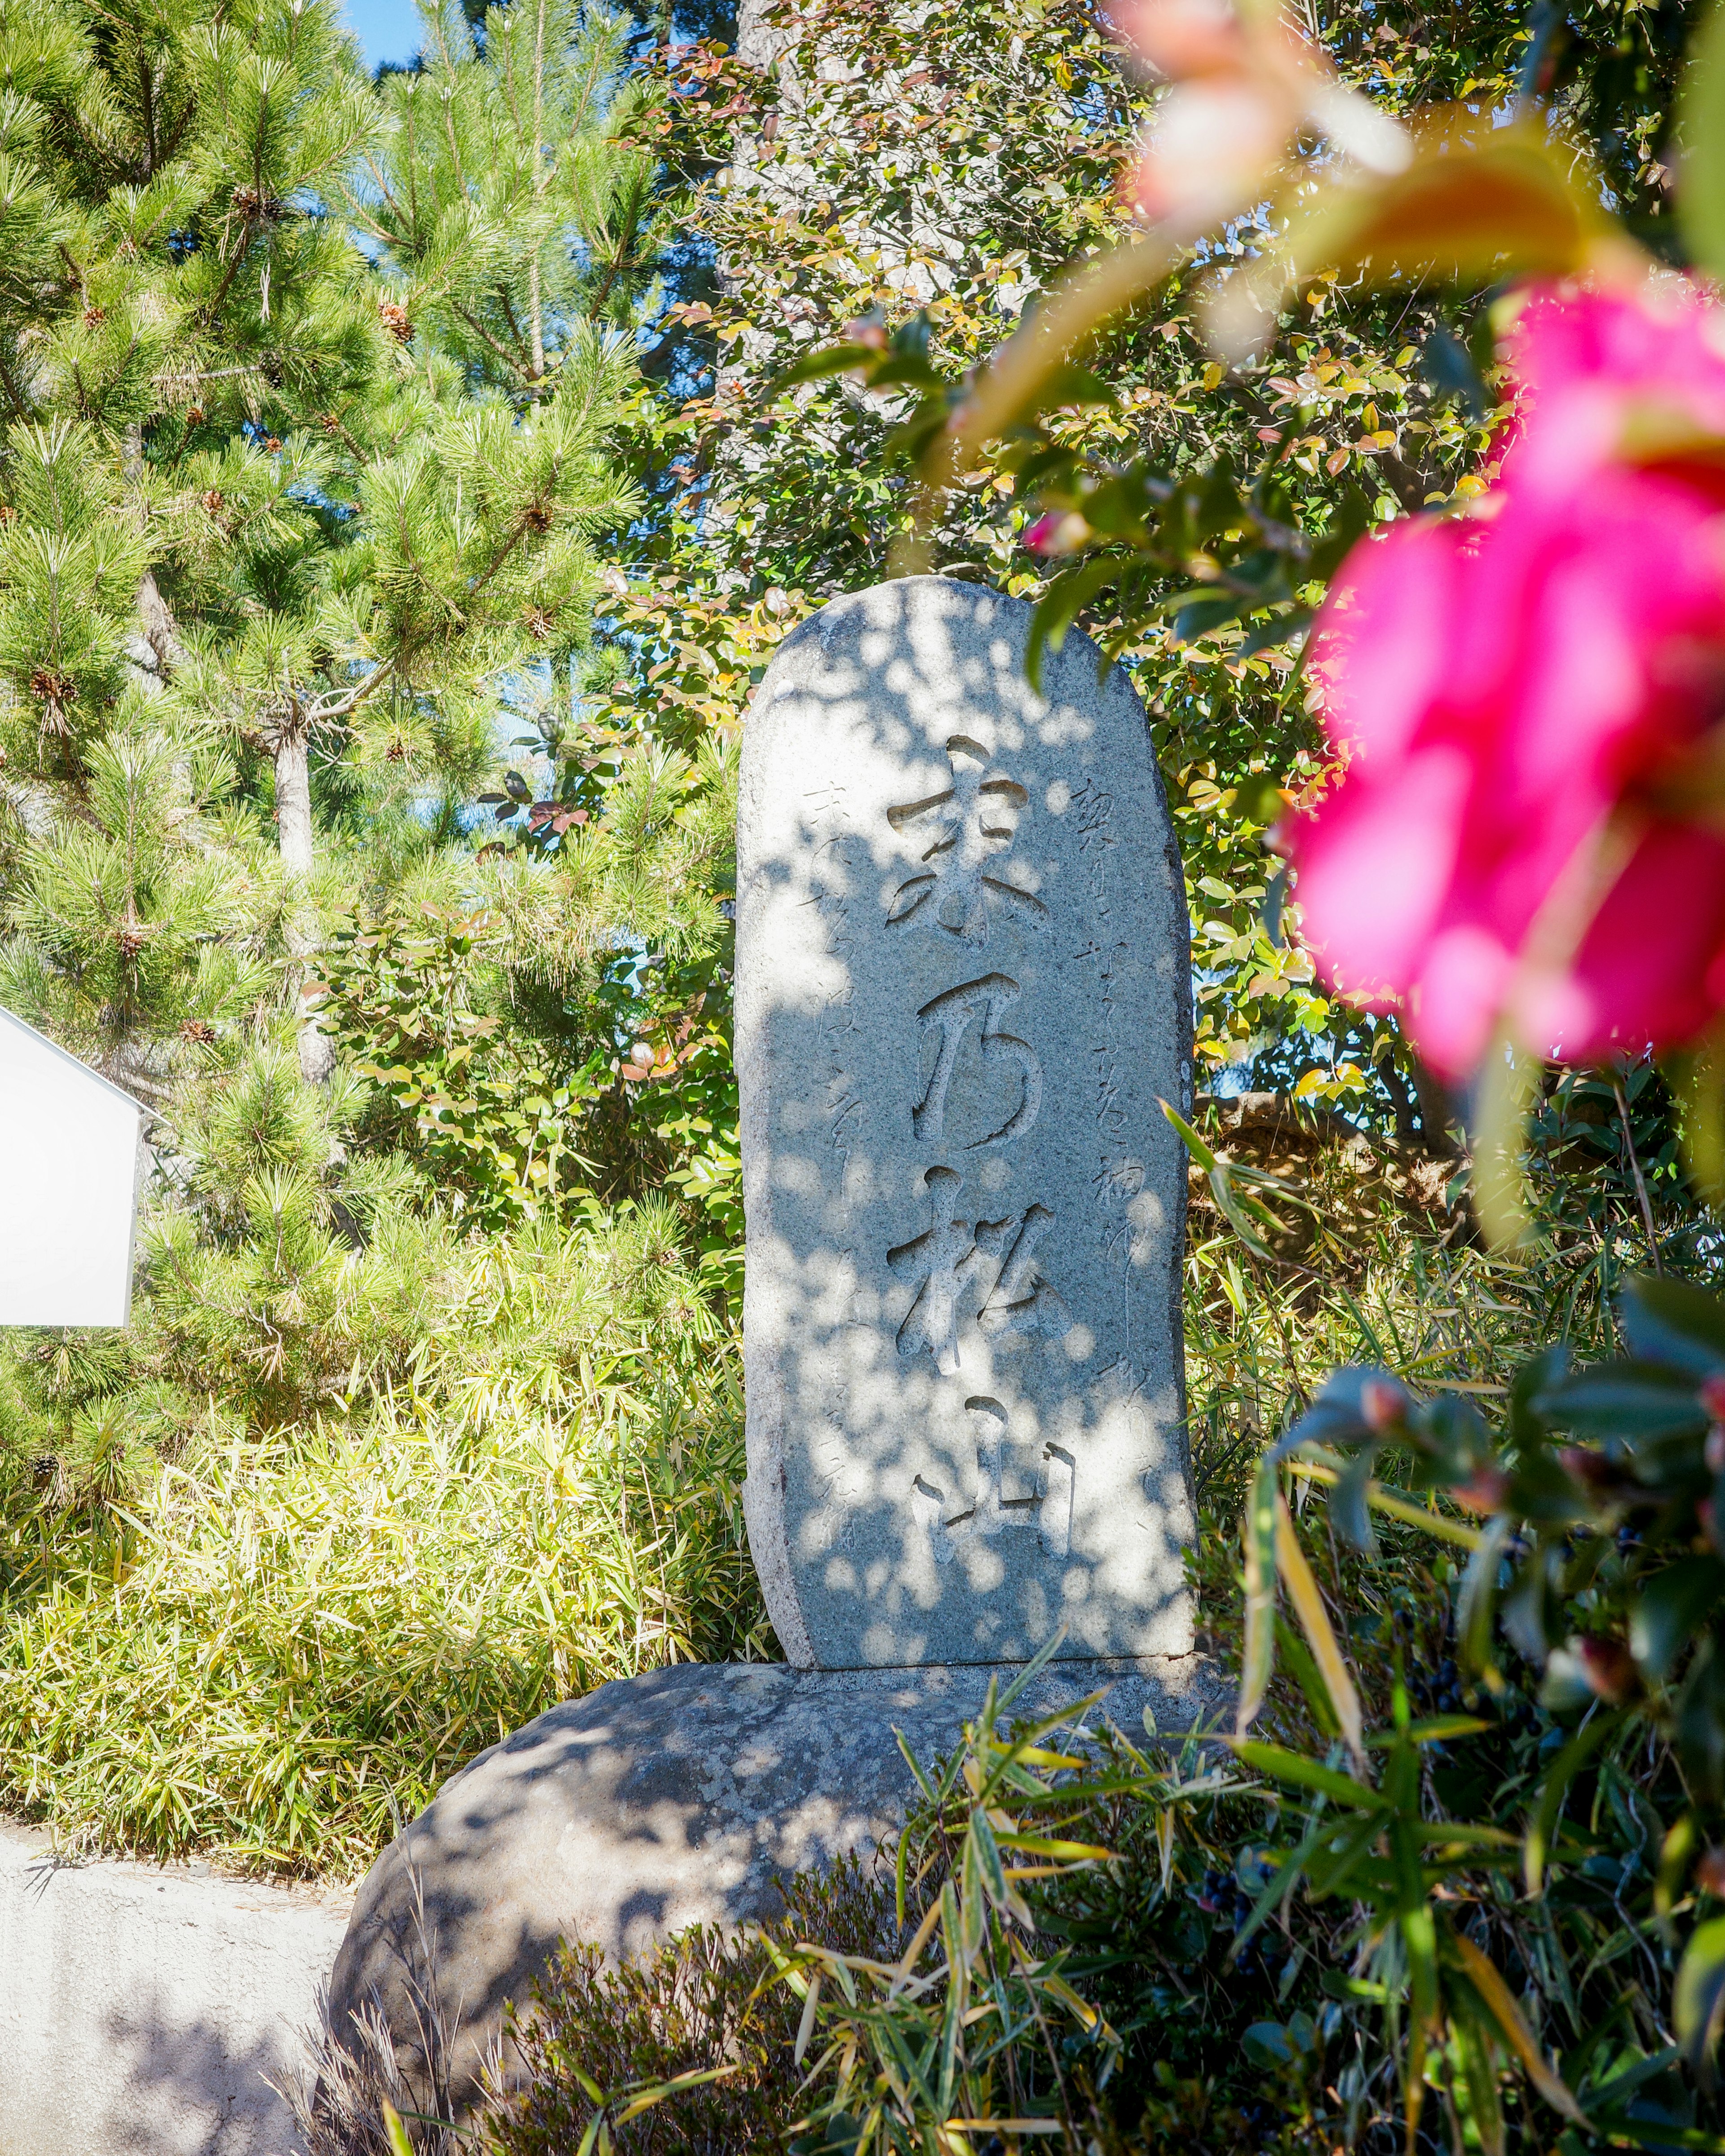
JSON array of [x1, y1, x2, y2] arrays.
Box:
[[735, 577, 1195, 1670], [0, 1820, 348, 2156]]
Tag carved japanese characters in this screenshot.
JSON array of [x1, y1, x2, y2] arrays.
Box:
[[737, 577, 1194, 1668]]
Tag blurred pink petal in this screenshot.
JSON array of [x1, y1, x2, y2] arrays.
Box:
[[1537, 823, 1725, 1062], [1123, 78, 1293, 232], [1286, 281, 1725, 1078], [1292, 744, 1472, 1005], [1115, 0, 1407, 236], [1115, 0, 1252, 80], [1414, 926, 1517, 1078]]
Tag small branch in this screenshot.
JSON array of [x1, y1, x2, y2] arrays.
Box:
[[1613, 1073, 1663, 1275], [453, 301, 534, 380], [465, 500, 552, 603], [199, 216, 259, 325], [301, 657, 396, 729]]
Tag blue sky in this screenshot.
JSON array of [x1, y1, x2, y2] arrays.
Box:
[[343, 0, 422, 70]]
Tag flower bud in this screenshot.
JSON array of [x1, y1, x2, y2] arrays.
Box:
[[1700, 1374, 1725, 1422], [1576, 1636, 1639, 1705], [1452, 1466, 1510, 1516], [1023, 510, 1090, 560], [1359, 1378, 1408, 1432]]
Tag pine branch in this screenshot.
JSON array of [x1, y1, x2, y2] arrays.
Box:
[[453, 301, 533, 381]]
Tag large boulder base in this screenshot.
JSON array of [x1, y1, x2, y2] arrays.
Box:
[[326, 1655, 1227, 2108]]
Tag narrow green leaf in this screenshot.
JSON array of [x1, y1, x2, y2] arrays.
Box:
[[1230, 1741, 1389, 1809], [1365, 1717, 1490, 1749], [1238, 1452, 1278, 1733], [1275, 1492, 1366, 1768], [1451, 1932, 1590, 2125], [1457, 1514, 1511, 1679], [770, 343, 879, 392], [1677, 1916, 1725, 2078], [1681, 1, 1725, 284], [1525, 1709, 1623, 1894], [1159, 1096, 1218, 1172], [1025, 559, 1122, 693]]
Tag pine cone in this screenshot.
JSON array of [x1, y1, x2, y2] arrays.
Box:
[[379, 301, 412, 344], [28, 667, 74, 705]]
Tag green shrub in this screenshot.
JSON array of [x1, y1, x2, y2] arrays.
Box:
[[488, 1863, 905, 2156], [0, 1209, 769, 1878]]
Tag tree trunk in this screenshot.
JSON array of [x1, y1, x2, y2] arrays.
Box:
[[136, 568, 188, 677], [121, 422, 190, 696], [275, 726, 334, 1084], [1408, 1054, 1461, 1158]]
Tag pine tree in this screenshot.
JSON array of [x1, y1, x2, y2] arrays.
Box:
[[0, 727, 275, 1097], [0, 0, 643, 1080], [354, 0, 671, 390]]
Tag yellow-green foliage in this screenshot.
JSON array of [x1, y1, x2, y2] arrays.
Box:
[[0, 1208, 769, 1879]]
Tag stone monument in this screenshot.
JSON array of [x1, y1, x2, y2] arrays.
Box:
[[322, 579, 1215, 2114], [738, 574, 1195, 1669]]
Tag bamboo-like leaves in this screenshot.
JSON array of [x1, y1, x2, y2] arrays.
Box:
[[1238, 1449, 1279, 1735], [1274, 1488, 1366, 1770], [1524, 1709, 1624, 1895], [1161, 1098, 1314, 1262], [1450, 1934, 1588, 2126]]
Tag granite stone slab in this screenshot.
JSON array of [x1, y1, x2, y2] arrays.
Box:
[[736, 576, 1194, 1668], [323, 1655, 1228, 2111]]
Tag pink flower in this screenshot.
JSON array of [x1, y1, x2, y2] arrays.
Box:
[[1022, 510, 1089, 558], [1288, 280, 1725, 1080], [1116, 0, 1408, 239]]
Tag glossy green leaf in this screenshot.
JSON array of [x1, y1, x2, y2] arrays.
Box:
[[1621, 1276, 1725, 1379], [1533, 1367, 1707, 1442], [1677, 1915, 1725, 2076], [1631, 1556, 1725, 1682]]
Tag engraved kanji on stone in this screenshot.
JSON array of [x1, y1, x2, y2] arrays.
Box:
[[888, 1166, 990, 1375], [911, 1398, 1075, 1563], [890, 1177, 1075, 1373], [978, 1204, 1074, 1345], [913, 974, 1041, 1148], [885, 736, 1048, 947]]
